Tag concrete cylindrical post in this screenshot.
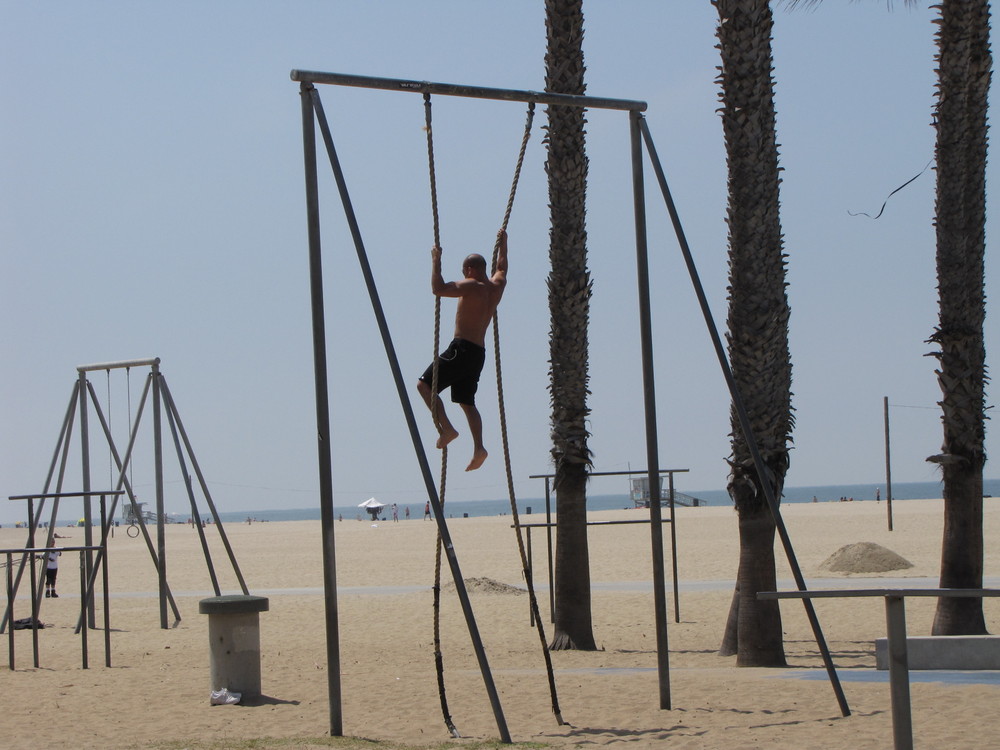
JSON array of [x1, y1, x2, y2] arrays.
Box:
[[198, 594, 269, 698]]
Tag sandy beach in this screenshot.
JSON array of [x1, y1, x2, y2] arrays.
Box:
[[2, 497, 998, 749]]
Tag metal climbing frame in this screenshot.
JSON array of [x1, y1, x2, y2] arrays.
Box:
[[528, 468, 689, 624], [2, 359, 249, 636], [293, 69, 849, 740], [4, 489, 120, 669]]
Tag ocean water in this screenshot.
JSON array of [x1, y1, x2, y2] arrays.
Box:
[[213, 478, 1000, 524], [31, 478, 997, 528]]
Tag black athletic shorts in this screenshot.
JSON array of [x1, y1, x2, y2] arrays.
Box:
[[419, 338, 486, 406]]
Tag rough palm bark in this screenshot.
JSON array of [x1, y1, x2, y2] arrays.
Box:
[[927, 0, 991, 636], [713, 0, 791, 667], [545, 0, 596, 651]]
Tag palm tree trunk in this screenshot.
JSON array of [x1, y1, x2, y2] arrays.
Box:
[[724, 494, 786, 666], [545, 0, 597, 650], [544, 0, 596, 651], [928, 0, 991, 637], [551, 467, 595, 650], [714, 0, 791, 666]]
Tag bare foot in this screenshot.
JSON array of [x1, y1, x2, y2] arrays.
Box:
[[436, 427, 459, 449], [466, 448, 488, 471]]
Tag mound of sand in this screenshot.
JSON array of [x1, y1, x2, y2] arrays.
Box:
[[442, 576, 526, 595], [819, 541, 914, 574]]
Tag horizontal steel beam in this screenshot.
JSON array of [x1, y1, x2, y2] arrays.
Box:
[[516, 519, 672, 528], [760, 588, 1000, 599], [9, 491, 124, 501], [77, 357, 160, 373], [528, 468, 689, 479], [291, 70, 647, 112], [3, 546, 103, 553]]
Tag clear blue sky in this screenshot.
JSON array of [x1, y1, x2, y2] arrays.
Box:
[[1, 2, 996, 524]]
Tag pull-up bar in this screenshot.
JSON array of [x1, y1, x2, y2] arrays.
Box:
[[290, 69, 648, 112], [528, 468, 689, 623], [77, 357, 160, 373]]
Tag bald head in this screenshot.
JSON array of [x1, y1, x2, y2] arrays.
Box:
[[463, 253, 487, 278]]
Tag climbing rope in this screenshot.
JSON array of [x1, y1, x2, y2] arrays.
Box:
[[423, 91, 459, 739], [488, 103, 565, 726], [423, 93, 564, 731]]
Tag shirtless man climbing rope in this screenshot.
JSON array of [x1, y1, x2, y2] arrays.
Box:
[[417, 229, 508, 472]]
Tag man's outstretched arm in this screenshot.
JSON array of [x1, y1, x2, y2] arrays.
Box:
[[430, 245, 448, 294], [492, 229, 508, 282], [430, 245, 470, 298]]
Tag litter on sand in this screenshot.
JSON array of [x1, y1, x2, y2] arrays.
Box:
[[210, 688, 241, 706]]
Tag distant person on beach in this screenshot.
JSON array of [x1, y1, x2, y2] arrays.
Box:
[[424, 502, 431, 520], [45, 549, 61, 598], [404, 506, 410, 520], [417, 229, 508, 472], [392, 503, 399, 523]]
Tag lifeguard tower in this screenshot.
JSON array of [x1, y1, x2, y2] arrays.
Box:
[[630, 475, 706, 508]]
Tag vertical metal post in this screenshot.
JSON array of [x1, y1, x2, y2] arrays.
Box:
[[667, 471, 680, 622], [152, 361, 167, 629], [630, 110, 670, 710], [79, 550, 89, 668], [100, 495, 112, 667], [545, 476, 554, 622], [884, 595, 913, 750], [6, 552, 13, 669], [79, 369, 95, 628], [29, 551, 40, 667], [884, 396, 893, 532], [300, 82, 344, 738], [527, 528, 534, 627], [28, 503, 40, 668]]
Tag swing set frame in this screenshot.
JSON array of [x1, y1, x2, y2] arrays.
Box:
[[294, 69, 849, 742]]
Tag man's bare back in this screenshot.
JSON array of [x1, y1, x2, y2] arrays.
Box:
[[452, 270, 505, 346], [417, 230, 508, 471]]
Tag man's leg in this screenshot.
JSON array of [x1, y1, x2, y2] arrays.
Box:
[[459, 403, 488, 471], [417, 379, 459, 449]]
